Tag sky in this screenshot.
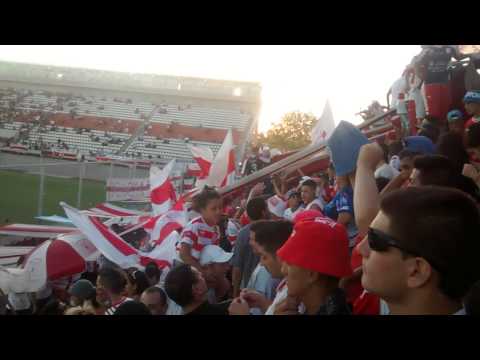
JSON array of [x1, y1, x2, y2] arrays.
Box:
[[0, 45, 421, 133]]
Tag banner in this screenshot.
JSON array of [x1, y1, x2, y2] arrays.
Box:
[[106, 178, 150, 202]]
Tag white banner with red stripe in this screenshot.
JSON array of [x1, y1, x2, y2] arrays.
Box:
[[106, 178, 150, 202]]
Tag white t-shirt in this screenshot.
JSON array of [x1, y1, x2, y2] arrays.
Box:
[[390, 77, 408, 109], [305, 198, 325, 211], [246, 264, 277, 315], [265, 279, 305, 315], [375, 163, 400, 180], [283, 207, 303, 222]]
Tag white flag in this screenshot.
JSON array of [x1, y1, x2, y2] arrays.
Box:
[[311, 100, 335, 145]]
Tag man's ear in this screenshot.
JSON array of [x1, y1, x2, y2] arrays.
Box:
[[406, 257, 433, 289]]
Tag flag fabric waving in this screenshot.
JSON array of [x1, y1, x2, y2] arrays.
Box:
[[62, 203, 175, 270], [207, 129, 236, 188], [188, 145, 214, 179], [150, 159, 177, 216], [311, 100, 336, 145]]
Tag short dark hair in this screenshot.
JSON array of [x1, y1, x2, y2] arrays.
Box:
[[398, 149, 420, 160], [466, 122, 480, 148], [114, 301, 151, 315], [145, 262, 161, 283], [388, 141, 404, 158], [98, 267, 127, 295], [375, 177, 390, 192], [193, 187, 221, 210], [164, 264, 197, 307], [143, 286, 167, 306], [250, 220, 294, 255], [413, 155, 456, 187], [380, 186, 480, 300], [301, 179, 317, 191], [246, 197, 267, 221], [436, 132, 469, 174]]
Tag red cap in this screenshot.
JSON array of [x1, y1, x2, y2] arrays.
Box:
[[277, 217, 352, 279], [240, 212, 250, 226], [292, 209, 323, 224]]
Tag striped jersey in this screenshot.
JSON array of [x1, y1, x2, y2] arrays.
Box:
[[179, 216, 220, 260], [105, 297, 133, 315]]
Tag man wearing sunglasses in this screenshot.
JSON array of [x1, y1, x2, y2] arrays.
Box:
[[358, 186, 480, 315]]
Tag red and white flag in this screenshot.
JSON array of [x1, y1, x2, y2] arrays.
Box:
[[207, 129, 236, 188], [62, 203, 174, 269], [150, 160, 177, 216], [143, 200, 187, 246], [188, 145, 214, 179], [311, 100, 335, 145]]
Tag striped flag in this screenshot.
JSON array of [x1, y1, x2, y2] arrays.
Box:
[[150, 160, 177, 216], [62, 203, 174, 269], [188, 145, 214, 179], [143, 200, 187, 246], [207, 129, 236, 188]]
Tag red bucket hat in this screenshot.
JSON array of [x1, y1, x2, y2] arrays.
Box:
[[277, 217, 352, 279]]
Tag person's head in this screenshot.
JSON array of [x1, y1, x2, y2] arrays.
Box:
[[164, 264, 208, 308], [447, 109, 465, 134], [398, 149, 420, 174], [277, 217, 352, 300], [193, 187, 222, 226], [250, 220, 293, 279], [38, 299, 66, 315], [300, 179, 317, 205], [287, 190, 301, 209], [411, 155, 456, 187], [466, 122, 480, 160], [417, 117, 441, 144], [68, 279, 96, 307], [140, 286, 168, 315], [463, 91, 480, 116], [97, 267, 127, 301], [436, 132, 469, 174], [125, 269, 150, 299], [114, 301, 151, 315], [144, 262, 161, 286], [358, 187, 480, 312], [199, 245, 233, 288], [246, 197, 268, 221]]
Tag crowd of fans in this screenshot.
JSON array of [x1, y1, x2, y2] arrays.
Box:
[[2, 91, 480, 316]]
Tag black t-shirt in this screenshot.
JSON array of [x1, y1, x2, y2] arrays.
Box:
[[421, 46, 456, 84], [185, 300, 231, 315]]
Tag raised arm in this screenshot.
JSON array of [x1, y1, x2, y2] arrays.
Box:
[[354, 143, 385, 236]]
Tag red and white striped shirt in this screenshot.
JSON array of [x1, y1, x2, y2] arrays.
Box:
[[105, 297, 133, 315], [179, 216, 220, 260]]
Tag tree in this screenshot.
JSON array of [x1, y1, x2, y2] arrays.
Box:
[[256, 111, 317, 152]]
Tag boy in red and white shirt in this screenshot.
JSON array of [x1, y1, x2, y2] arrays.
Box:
[[178, 188, 222, 271]]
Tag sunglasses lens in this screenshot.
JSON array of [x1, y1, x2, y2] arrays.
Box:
[[368, 230, 389, 252]]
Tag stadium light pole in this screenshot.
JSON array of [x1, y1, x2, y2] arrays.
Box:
[[37, 154, 45, 217], [77, 160, 86, 208]]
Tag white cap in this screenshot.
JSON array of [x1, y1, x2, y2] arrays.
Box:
[[267, 195, 287, 218], [199, 245, 233, 266]]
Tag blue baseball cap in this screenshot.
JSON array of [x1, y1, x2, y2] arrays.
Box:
[[463, 91, 480, 104], [403, 136, 436, 155], [447, 109, 463, 123]]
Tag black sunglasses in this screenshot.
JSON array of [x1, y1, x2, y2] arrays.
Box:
[[367, 228, 445, 273]]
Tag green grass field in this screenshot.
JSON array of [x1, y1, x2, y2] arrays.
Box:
[[0, 170, 106, 225]]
